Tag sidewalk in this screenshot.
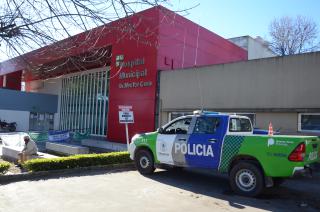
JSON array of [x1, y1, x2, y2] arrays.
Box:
[[0, 144, 27, 175]]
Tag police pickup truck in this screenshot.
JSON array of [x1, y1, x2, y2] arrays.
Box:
[[129, 111, 320, 196]]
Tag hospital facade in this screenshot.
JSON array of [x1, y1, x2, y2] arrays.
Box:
[[0, 6, 319, 143]]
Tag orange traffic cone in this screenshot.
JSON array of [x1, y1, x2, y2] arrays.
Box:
[[268, 122, 274, 136]]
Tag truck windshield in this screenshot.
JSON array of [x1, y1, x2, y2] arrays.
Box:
[[229, 118, 252, 132]]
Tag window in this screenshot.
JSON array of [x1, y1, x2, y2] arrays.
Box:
[[299, 113, 320, 132], [227, 113, 256, 127], [235, 113, 256, 127], [229, 118, 252, 132], [163, 118, 192, 134], [29, 112, 54, 131], [169, 112, 193, 121], [194, 117, 220, 134]]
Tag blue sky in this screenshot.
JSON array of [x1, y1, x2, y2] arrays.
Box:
[[166, 0, 320, 40], [1, 0, 319, 61]]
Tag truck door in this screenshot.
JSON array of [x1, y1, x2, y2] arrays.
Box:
[[156, 117, 192, 165], [186, 116, 226, 169]]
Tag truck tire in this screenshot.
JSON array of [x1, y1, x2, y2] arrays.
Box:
[[135, 149, 155, 175], [229, 161, 264, 197]]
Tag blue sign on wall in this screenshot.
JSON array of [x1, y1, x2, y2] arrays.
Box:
[[48, 130, 70, 142]]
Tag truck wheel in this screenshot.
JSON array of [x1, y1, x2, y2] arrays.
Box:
[[229, 161, 264, 197], [135, 149, 155, 175]]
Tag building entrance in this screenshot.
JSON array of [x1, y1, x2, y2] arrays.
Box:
[[59, 68, 109, 136]]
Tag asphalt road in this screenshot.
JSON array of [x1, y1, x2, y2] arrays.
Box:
[[0, 168, 320, 212]]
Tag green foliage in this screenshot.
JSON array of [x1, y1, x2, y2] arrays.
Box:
[[23, 152, 131, 172], [0, 162, 11, 174]]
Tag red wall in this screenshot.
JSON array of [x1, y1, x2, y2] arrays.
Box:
[[106, 7, 159, 142], [107, 7, 247, 143], [107, 42, 158, 142], [3, 71, 22, 90], [157, 9, 247, 71], [0, 6, 248, 143], [0, 76, 3, 88]]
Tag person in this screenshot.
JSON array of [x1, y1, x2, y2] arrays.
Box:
[[17, 135, 38, 165]]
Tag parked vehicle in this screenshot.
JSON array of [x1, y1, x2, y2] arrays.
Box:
[[129, 111, 320, 197], [0, 119, 17, 132]]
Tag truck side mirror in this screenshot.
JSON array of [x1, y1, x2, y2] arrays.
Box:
[[158, 127, 164, 134]]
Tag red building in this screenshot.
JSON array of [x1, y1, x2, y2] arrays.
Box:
[[0, 6, 247, 143]]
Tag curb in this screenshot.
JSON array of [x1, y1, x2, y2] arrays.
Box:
[[0, 162, 135, 184]]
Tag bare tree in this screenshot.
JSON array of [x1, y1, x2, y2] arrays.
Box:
[[269, 16, 319, 56], [0, 0, 172, 55], [0, 0, 177, 78]]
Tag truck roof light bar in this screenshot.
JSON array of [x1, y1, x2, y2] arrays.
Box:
[[193, 110, 219, 115]]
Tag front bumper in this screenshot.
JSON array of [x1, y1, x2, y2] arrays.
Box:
[[128, 142, 136, 160]]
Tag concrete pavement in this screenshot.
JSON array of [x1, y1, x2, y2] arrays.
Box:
[[0, 169, 319, 212]]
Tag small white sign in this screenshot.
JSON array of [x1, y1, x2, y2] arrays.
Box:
[[118, 105, 134, 150], [118, 105, 132, 111], [119, 105, 134, 124]]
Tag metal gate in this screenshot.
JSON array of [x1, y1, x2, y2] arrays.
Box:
[[59, 68, 109, 136]]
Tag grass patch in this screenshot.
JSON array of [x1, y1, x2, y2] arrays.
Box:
[[23, 151, 131, 172], [0, 161, 11, 174]]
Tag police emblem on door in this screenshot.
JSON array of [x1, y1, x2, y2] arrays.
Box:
[[161, 142, 167, 152]]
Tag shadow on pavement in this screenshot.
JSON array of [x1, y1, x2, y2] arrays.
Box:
[[0, 166, 135, 185], [146, 168, 320, 211], [2, 165, 320, 211]]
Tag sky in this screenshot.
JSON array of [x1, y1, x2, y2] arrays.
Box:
[[166, 0, 320, 40], [1, 0, 320, 61]]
